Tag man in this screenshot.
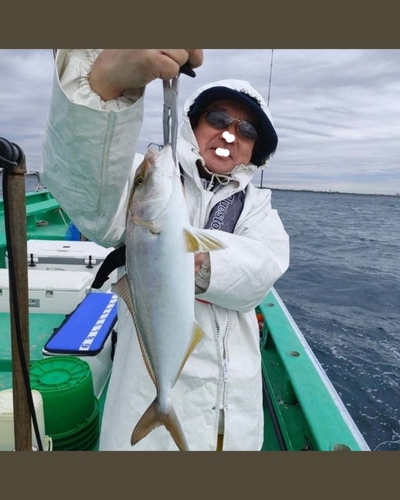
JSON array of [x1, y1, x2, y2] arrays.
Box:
[[42, 49, 290, 450]]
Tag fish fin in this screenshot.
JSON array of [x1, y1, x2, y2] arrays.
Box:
[[111, 274, 133, 313], [131, 398, 189, 451], [131, 398, 163, 446], [163, 405, 189, 451], [111, 275, 157, 386], [133, 218, 161, 234], [174, 322, 204, 385], [184, 228, 227, 253]]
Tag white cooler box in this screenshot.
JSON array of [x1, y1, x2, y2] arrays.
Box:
[[9, 240, 118, 292], [0, 269, 93, 314]]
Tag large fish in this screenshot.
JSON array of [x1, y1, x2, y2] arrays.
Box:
[[112, 144, 226, 451]]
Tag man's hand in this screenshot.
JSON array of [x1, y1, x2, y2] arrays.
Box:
[[89, 49, 204, 100], [195, 252, 205, 274]]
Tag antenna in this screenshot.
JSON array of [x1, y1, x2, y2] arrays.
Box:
[[260, 49, 274, 189], [267, 49, 274, 107]]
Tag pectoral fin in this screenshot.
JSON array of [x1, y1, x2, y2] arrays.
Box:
[[133, 218, 161, 234], [184, 228, 227, 253]]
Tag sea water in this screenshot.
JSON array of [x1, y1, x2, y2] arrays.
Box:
[[271, 189, 400, 451]]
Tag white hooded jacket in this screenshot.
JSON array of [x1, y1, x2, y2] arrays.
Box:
[[42, 49, 290, 451]]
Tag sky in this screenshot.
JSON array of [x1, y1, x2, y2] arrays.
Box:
[[0, 48, 399, 195]]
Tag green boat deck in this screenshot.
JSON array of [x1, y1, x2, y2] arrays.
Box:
[[0, 189, 370, 451], [0, 190, 71, 268], [0, 313, 66, 388], [0, 295, 367, 451]]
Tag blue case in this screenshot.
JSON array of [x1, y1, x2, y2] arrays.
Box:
[[43, 292, 118, 356]]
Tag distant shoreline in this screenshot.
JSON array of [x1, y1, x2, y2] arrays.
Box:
[[256, 187, 400, 197], [1, 172, 397, 198]]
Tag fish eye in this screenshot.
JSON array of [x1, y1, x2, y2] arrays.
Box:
[[135, 176, 144, 186]]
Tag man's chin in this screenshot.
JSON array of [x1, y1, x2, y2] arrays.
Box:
[[203, 152, 233, 173]]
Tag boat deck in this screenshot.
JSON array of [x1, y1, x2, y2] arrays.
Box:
[[0, 298, 368, 451], [0, 189, 370, 451], [0, 313, 66, 389]]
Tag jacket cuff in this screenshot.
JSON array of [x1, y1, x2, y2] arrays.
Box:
[[56, 49, 143, 111]]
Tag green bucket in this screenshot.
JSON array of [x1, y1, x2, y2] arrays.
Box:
[[51, 399, 100, 451], [30, 356, 96, 437]]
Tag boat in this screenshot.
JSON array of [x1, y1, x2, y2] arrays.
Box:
[[0, 170, 370, 451]]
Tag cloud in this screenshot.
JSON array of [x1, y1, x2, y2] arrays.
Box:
[[0, 49, 54, 170], [1, 48, 399, 195]]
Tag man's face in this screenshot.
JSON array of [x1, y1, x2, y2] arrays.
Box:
[[193, 99, 257, 175]]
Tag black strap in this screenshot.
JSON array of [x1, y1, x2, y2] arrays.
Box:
[[92, 245, 126, 289]]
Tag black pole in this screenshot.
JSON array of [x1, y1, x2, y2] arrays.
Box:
[[0, 138, 32, 451]]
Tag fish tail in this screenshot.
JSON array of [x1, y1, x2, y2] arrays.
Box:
[[131, 398, 189, 451], [163, 405, 189, 451]]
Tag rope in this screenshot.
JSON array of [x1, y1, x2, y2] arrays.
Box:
[[56, 207, 69, 229]]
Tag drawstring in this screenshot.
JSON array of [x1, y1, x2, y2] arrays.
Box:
[[201, 165, 232, 190]]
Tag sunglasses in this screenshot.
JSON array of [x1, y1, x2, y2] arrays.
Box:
[[203, 109, 259, 141]]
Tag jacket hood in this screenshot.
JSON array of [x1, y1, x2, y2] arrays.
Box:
[[178, 79, 278, 168]]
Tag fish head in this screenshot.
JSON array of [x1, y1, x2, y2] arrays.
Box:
[[126, 144, 181, 224]]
